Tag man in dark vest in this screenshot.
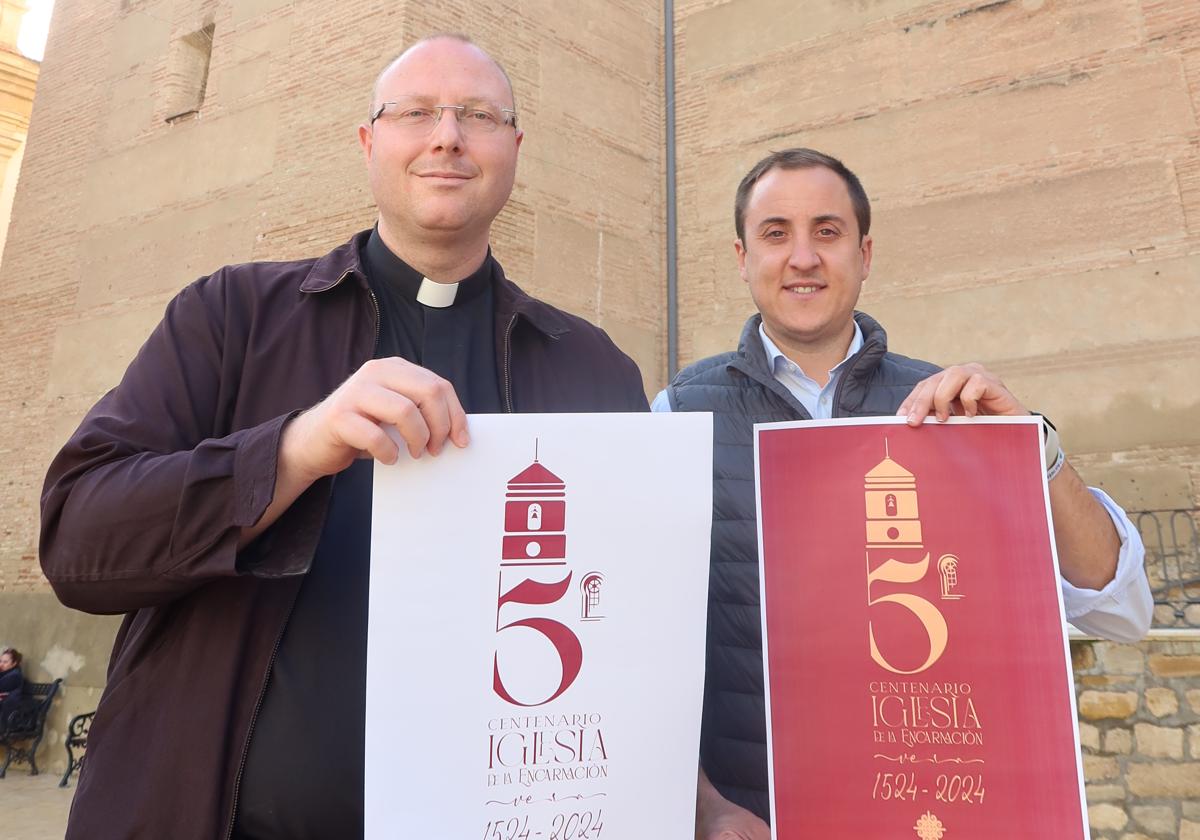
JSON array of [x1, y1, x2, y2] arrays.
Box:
[[652, 148, 1152, 838], [41, 35, 646, 839]]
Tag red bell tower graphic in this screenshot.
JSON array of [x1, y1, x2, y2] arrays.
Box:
[[502, 440, 567, 566], [492, 441, 584, 707]]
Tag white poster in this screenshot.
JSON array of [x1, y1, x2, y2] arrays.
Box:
[[366, 412, 714, 839]]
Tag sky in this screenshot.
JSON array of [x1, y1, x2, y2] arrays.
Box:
[[17, 0, 54, 62]]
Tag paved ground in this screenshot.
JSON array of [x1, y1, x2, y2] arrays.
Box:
[[2, 771, 73, 839]]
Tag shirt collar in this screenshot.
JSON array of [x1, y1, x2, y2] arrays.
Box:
[[758, 320, 864, 381], [362, 225, 492, 307]]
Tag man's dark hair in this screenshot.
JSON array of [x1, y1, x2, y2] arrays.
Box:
[[1, 648, 21, 667], [734, 148, 871, 242]]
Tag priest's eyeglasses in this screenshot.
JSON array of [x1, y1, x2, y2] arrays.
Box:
[[370, 99, 518, 135]]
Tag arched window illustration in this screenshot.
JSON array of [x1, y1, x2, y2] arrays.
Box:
[[938, 554, 964, 599], [885, 494, 898, 516], [581, 572, 605, 620], [527, 503, 542, 531]]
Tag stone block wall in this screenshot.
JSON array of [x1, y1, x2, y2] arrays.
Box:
[[1074, 639, 1200, 837]]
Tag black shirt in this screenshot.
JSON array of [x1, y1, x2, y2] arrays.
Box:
[[233, 229, 503, 839]]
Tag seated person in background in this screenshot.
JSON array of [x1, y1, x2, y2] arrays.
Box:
[[0, 648, 25, 728]]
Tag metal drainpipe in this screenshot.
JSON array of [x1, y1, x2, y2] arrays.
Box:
[[664, 0, 679, 380]]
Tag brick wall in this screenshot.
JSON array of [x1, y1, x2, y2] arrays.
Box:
[[673, 0, 1199, 514]]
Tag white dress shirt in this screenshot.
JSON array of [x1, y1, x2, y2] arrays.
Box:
[[651, 325, 1153, 643]]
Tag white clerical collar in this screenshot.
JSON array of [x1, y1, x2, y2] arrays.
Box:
[[416, 277, 459, 308]]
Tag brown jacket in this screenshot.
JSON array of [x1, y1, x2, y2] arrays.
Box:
[[40, 231, 647, 839]]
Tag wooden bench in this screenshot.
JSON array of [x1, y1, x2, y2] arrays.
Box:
[[0, 679, 62, 777], [59, 710, 94, 787]]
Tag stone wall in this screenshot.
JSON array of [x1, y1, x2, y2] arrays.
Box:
[[1075, 638, 1200, 838], [0, 0, 38, 271]]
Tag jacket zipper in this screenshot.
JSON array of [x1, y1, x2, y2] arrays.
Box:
[[368, 287, 381, 354], [829, 365, 849, 420], [224, 595, 298, 840], [321, 268, 380, 355], [728, 358, 810, 419], [501, 314, 517, 413], [829, 340, 869, 419]]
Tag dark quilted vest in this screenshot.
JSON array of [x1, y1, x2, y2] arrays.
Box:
[[667, 312, 940, 822]]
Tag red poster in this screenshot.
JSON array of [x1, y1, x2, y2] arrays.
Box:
[[756, 417, 1086, 839]]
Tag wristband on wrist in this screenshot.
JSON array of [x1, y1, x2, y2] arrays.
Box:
[[1046, 447, 1066, 482], [1034, 413, 1065, 480]]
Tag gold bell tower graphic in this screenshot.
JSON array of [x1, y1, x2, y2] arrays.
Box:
[[864, 440, 964, 600], [863, 438, 962, 676], [864, 439, 922, 553]]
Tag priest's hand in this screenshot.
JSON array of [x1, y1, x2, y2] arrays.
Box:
[[239, 357, 468, 547], [284, 356, 469, 475], [696, 768, 771, 840], [896, 362, 1027, 425]]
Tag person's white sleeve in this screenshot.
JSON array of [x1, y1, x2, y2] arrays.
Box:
[[650, 389, 672, 412], [1061, 487, 1153, 642]]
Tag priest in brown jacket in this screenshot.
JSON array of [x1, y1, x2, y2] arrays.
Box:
[[40, 35, 646, 840]]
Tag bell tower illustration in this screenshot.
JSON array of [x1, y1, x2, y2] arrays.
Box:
[[864, 439, 923, 554], [493, 441, 583, 707], [863, 438, 959, 675], [502, 440, 567, 566], [864, 438, 965, 601]]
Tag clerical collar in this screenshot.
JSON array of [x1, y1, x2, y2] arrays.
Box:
[[362, 226, 492, 307]]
